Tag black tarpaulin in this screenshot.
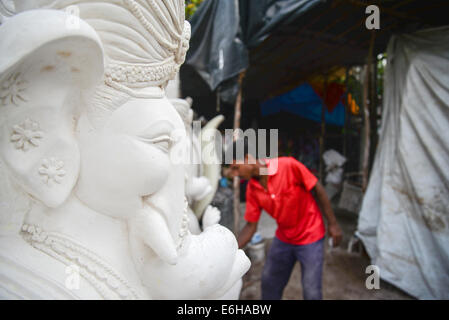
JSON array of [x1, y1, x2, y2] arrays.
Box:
[[185, 0, 323, 93], [183, 0, 449, 116], [186, 0, 248, 92], [240, 0, 323, 48]]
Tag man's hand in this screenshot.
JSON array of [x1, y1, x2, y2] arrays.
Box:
[[328, 222, 343, 247], [313, 181, 343, 247], [237, 221, 258, 249]]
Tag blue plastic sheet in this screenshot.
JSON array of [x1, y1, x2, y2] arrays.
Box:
[[260, 83, 345, 126]]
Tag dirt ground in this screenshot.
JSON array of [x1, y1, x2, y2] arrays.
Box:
[[239, 208, 415, 300]]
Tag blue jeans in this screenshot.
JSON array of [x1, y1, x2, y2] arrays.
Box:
[[261, 236, 324, 300]]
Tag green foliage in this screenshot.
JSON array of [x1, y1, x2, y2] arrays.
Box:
[[185, 0, 206, 20]]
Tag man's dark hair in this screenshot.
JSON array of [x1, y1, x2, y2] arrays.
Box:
[[227, 137, 257, 162]]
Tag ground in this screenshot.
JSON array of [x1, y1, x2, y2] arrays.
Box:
[[238, 205, 414, 300]]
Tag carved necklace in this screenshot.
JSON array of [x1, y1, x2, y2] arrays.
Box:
[[21, 198, 190, 299], [177, 197, 190, 251], [21, 224, 143, 300]]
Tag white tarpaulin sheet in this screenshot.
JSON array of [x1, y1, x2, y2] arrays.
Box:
[[356, 26, 449, 299]]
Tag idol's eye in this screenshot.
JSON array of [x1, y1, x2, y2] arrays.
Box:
[[139, 135, 174, 153], [137, 120, 175, 153]]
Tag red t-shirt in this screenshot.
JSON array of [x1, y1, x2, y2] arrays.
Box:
[[244, 157, 325, 245]]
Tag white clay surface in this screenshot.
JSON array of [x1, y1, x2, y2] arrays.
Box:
[[0, 1, 250, 300]]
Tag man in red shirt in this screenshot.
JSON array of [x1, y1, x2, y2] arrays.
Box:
[[230, 141, 342, 300]]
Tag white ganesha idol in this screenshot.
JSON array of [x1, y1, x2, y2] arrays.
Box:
[[170, 98, 244, 300], [170, 97, 223, 234], [0, 0, 250, 299]]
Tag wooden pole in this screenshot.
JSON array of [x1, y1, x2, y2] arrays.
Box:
[[361, 65, 370, 191], [343, 67, 349, 159], [369, 57, 378, 173], [233, 71, 246, 236], [319, 76, 328, 184], [362, 31, 375, 191], [216, 86, 221, 112]]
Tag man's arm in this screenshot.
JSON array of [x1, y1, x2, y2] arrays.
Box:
[[237, 221, 258, 249], [313, 181, 343, 246]]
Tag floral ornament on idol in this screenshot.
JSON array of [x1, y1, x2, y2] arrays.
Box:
[[38, 157, 66, 187], [0, 72, 28, 106], [177, 197, 190, 251], [10, 119, 43, 151]]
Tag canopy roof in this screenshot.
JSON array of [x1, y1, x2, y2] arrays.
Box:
[[181, 0, 449, 107]]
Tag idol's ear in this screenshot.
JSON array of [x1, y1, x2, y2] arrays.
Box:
[[0, 9, 104, 208]]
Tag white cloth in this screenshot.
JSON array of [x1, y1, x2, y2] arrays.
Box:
[[323, 149, 346, 185], [357, 26, 449, 299]]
